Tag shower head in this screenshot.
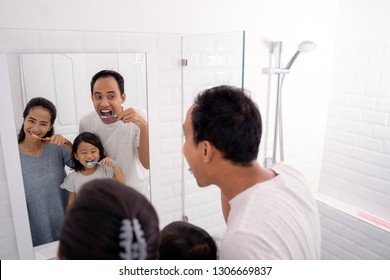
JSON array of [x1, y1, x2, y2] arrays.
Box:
[[298, 41, 316, 52], [285, 40, 316, 70]]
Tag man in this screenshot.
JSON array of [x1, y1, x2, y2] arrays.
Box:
[[182, 85, 321, 259], [79, 70, 150, 198]]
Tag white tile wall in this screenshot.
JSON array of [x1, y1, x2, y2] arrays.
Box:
[[83, 32, 121, 52], [0, 30, 38, 52], [319, 39, 390, 259], [38, 31, 83, 52], [318, 201, 390, 259], [120, 33, 157, 52], [180, 32, 244, 241], [320, 41, 390, 223]]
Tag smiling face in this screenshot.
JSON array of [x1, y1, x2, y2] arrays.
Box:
[[23, 106, 53, 142], [91, 76, 126, 124], [74, 141, 100, 170]]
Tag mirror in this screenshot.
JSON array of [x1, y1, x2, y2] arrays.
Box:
[[2, 31, 245, 259], [181, 31, 245, 243], [7, 52, 150, 253]]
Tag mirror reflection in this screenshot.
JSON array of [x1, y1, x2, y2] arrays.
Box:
[[17, 96, 74, 247], [9, 52, 150, 248]]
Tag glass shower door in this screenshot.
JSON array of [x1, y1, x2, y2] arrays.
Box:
[[181, 31, 245, 243]]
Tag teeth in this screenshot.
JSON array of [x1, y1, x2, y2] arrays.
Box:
[[100, 110, 111, 115]]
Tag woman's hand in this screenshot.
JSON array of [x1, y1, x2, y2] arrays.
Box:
[[50, 134, 69, 146]]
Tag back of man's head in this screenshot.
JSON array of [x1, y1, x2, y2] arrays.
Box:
[[192, 85, 262, 166]]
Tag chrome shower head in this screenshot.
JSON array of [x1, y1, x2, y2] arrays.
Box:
[[298, 41, 316, 52], [285, 40, 316, 70]]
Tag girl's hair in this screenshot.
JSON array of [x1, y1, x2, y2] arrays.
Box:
[[158, 221, 218, 260], [17, 97, 57, 144], [58, 179, 160, 260], [72, 132, 106, 171]]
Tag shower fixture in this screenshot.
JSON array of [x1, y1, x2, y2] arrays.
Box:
[[286, 41, 316, 70], [265, 40, 316, 166], [269, 40, 316, 74]]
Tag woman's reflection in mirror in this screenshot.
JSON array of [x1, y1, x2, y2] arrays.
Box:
[[17, 97, 74, 246], [79, 70, 150, 198]]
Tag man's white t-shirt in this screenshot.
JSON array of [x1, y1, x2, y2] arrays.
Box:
[[220, 162, 321, 260], [79, 109, 150, 199]]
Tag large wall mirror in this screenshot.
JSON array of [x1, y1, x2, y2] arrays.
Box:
[[1, 30, 245, 260], [5, 52, 150, 258]]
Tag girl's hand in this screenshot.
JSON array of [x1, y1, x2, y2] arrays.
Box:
[[50, 134, 69, 146], [99, 157, 116, 166]]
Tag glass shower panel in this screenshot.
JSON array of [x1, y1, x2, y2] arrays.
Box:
[[181, 31, 245, 243]]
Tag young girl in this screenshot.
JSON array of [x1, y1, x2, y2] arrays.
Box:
[[61, 132, 125, 206], [58, 179, 160, 260], [18, 97, 74, 247], [158, 221, 218, 260]]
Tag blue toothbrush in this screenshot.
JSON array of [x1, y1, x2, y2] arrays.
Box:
[[87, 161, 117, 165]]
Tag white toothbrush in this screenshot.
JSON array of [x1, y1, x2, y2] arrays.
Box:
[[100, 114, 117, 119]]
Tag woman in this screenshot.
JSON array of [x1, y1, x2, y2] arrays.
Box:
[[18, 97, 74, 247]]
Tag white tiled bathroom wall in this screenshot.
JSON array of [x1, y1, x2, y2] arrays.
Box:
[[319, 201, 390, 259], [316, 0, 390, 259], [321, 41, 390, 221], [317, 39, 390, 259], [181, 32, 245, 243]]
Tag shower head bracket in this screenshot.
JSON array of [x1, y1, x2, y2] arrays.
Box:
[[264, 40, 316, 75]]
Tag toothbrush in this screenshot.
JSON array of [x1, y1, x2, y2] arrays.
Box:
[[31, 134, 68, 144], [87, 161, 117, 166], [100, 114, 117, 119], [31, 135, 51, 141]]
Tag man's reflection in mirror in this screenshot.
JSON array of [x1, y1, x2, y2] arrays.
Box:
[[17, 97, 74, 246], [79, 70, 150, 198]]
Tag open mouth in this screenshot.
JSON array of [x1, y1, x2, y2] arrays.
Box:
[[100, 109, 116, 119]]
